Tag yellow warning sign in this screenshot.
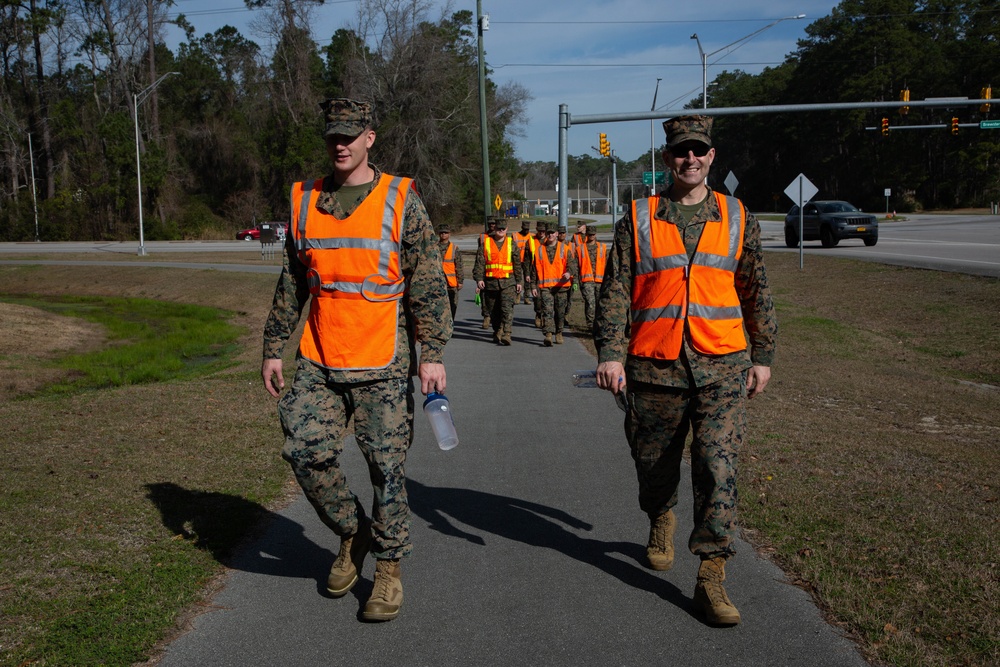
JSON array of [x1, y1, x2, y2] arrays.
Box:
[[494, 194, 502, 211]]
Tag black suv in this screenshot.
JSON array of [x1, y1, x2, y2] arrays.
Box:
[[784, 200, 878, 248]]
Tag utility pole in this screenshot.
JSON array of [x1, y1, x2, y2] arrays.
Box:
[[477, 1, 491, 227]]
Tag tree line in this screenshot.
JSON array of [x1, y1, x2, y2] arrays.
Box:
[[2, 0, 997, 243], [0, 0, 530, 242]]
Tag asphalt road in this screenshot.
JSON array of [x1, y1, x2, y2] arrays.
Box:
[[151, 285, 868, 667]]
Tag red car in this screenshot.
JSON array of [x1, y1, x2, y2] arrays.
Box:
[[236, 227, 261, 241]]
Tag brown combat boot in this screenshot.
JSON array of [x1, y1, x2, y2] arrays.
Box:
[[501, 326, 512, 345], [646, 510, 676, 571], [482, 315, 491, 329], [554, 332, 564, 344], [326, 519, 372, 597], [693, 556, 741, 626], [543, 332, 553, 347], [362, 558, 403, 622], [534, 314, 543, 328]]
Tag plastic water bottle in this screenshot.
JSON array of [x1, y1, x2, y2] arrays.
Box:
[[423, 392, 459, 450], [572, 370, 627, 412]]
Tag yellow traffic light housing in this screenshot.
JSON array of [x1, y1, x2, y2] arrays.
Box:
[[899, 88, 910, 115], [881, 117, 889, 136], [598, 132, 610, 157], [981, 86, 992, 114], [951, 117, 959, 135]]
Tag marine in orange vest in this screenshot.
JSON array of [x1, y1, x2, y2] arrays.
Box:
[[261, 98, 452, 623], [438, 224, 464, 319], [572, 224, 607, 330], [593, 115, 777, 627], [530, 221, 578, 346], [512, 219, 537, 305], [473, 217, 523, 345]]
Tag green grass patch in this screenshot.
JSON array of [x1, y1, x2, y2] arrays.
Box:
[[0, 295, 243, 395]]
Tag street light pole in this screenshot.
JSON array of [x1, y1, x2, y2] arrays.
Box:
[[477, 0, 491, 227], [691, 14, 805, 109], [650, 78, 661, 190], [134, 71, 178, 256]]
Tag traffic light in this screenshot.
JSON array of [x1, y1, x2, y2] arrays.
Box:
[[981, 86, 992, 114], [598, 132, 610, 157], [899, 88, 910, 115], [951, 117, 959, 135], [881, 117, 889, 136]]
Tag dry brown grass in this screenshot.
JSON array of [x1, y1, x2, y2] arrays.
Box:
[[0, 253, 997, 666]]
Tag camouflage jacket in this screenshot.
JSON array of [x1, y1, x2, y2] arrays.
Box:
[[438, 239, 465, 288], [472, 233, 524, 290], [594, 187, 777, 388], [262, 164, 453, 383]]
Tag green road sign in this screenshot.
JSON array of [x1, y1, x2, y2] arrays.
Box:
[[642, 171, 666, 185], [981, 120, 1000, 129]]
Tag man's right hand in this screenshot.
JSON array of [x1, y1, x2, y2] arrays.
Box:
[[262, 358, 284, 398], [596, 361, 626, 394]]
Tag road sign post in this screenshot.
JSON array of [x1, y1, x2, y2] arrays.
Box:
[[784, 173, 818, 270]]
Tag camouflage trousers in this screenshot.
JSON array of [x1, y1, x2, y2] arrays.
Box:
[[447, 287, 460, 320], [538, 287, 569, 334], [579, 281, 599, 329], [483, 285, 516, 335], [278, 359, 414, 560], [623, 373, 747, 558]]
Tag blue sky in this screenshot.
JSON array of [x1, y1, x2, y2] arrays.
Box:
[[164, 0, 842, 163]]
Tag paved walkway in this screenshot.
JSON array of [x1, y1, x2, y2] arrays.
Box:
[[155, 283, 869, 667]]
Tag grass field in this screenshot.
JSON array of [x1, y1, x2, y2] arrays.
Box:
[[0, 252, 997, 666]]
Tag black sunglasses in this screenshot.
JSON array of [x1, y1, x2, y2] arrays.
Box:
[[670, 143, 711, 158]]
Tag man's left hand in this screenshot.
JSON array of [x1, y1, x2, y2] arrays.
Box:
[[747, 365, 771, 398], [419, 363, 447, 395]]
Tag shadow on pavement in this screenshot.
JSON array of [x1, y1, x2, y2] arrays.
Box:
[[145, 482, 331, 588], [407, 478, 695, 617]]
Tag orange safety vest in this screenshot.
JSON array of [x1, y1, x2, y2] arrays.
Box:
[[442, 242, 458, 288], [290, 173, 410, 370], [628, 191, 747, 360], [534, 241, 572, 289], [513, 231, 538, 262], [575, 241, 607, 283], [483, 235, 514, 278]]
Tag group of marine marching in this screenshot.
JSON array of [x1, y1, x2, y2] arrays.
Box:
[[436, 216, 607, 346]]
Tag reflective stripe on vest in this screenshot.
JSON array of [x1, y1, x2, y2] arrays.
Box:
[[290, 173, 410, 370], [576, 241, 607, 283], [442, 242, 458, 288], [483, 235, 514, 278], [534, 241, 571, 288], [628, 191, 747, 360]]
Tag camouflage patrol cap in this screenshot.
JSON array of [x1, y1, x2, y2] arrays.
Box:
[[586, 224, 597, 235], [494, 217, 508, 229], [558, 224, 567, 233], [521, 220, 531, 230], [437, 225, 451, 233], [487, 217, 498, 228], [320, 98, 374, 137], [663, 115, 713, 148]]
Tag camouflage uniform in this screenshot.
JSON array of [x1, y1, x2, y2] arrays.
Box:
[[530, 231, 579, 337], [594, 184, 777, 558], [438, 228, 464, 320], [263, 162, 452, 560], [574, 225, 606, 331], [472, 226, 524, 342]]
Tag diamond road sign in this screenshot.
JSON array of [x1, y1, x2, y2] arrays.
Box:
[[981, 120, 1000, 129], [784, 173, 818, 207]]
